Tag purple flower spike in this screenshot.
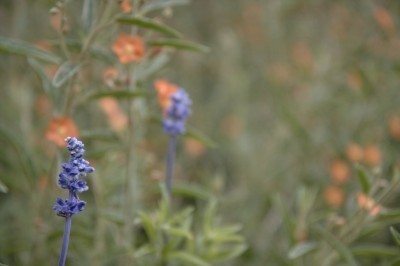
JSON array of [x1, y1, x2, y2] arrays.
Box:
[[53, 137, 94, 217], [163, 88, 191, 136], [54, 137, 94, 266]]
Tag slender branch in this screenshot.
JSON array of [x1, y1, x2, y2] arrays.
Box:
[[165, 135, 177, 198], [58, 216, 72, 266], [58, 192, 73, 266]]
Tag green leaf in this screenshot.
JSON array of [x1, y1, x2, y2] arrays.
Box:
[[208, 244, 247, 262], [172, 183, 212, 200], [390, 227, 400, 246], [0, 179, 8, 193], [161, 224, 193, 240], [170, 207, 194, 224], [52, 61, 81, 88], [185, 127, 217, 148], [206, 230, 244, 243], [351, 244, 399, 257], [148, 38, 209, 53], [134, 244, 153, 258], [88, 90, 147, 100], [0, 36, 60, 64], [356, 165, 371, 194], [141, 0, 190, 14], [288, 242, 318, 259], [82, 0, 94, 33], [168, 251, 210, 266], [139, 212, 157, 243], [117, 16, 182, 38], [314, 226, 357, 266]]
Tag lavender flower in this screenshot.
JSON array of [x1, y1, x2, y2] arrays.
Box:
[[162, 89, 191, 197], [54, 137, 94, 266], [163, 88, 192, 136]]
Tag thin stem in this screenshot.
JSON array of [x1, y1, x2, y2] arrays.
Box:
[[58, 192, 74, 266], [58, 216, 72, 266], [165, 135, 177, 198]]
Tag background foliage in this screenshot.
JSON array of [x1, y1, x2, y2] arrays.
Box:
[[1, 0, 400, 265]]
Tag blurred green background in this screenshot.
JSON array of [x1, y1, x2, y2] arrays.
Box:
[[1, 0, 400, 265]]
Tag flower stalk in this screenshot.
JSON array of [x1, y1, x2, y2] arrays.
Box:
[[53, 137, 94, 266], [158, 87, 192, 198]]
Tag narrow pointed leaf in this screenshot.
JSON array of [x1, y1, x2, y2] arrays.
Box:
[[172, 183, 212, 200], [0, 179, 8, 193], [168, 251, 210, 266], [390, 227, 400, 246], [117, 16, 182, 38], [141, 0, 190, 14], [356, 165, 371, 193], [351, 244, 399, 257], [288, 242, 318, 259], [0, 36, 60, 64], [148, 38, 209, 53], [185, 127, 217, 148]]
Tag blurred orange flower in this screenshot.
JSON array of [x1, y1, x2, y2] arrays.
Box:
[[45, 117, 79, 147], [324, 185, 345, 208], [119, 0, 132, 13], [388, 115, 400, 141], [154, 79, 178, 111], [292, 42, 314, 71], [112, 34, 145, 64], [346, 143, 363, 163], [330, 159, 350, 184], [357, 193, 382, 216], [99, 97, 128, 132], [363, 145, 382, 167], [373, 7, 396, 34], [49, 8, 69, 33], [347, 71, 363, 91], [184, 138, 206, 158]]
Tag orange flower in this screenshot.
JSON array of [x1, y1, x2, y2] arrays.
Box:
[[363, 145, 382, 167], [98, 97, 128, 132], [373, 7, 395, 34], [324, 186, 345, 208], [357, 193, 382, 216], [389, 115, 400, 141], [112, 34, 145, 64], [184, 139, 206, 157], [119, 0, 133, 13], [45, 117, 79, 147], [49, 7, 69, 33], [346, 143, 363, 163], [154, 79, 178, 111], [330, 159, 350, 184]]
